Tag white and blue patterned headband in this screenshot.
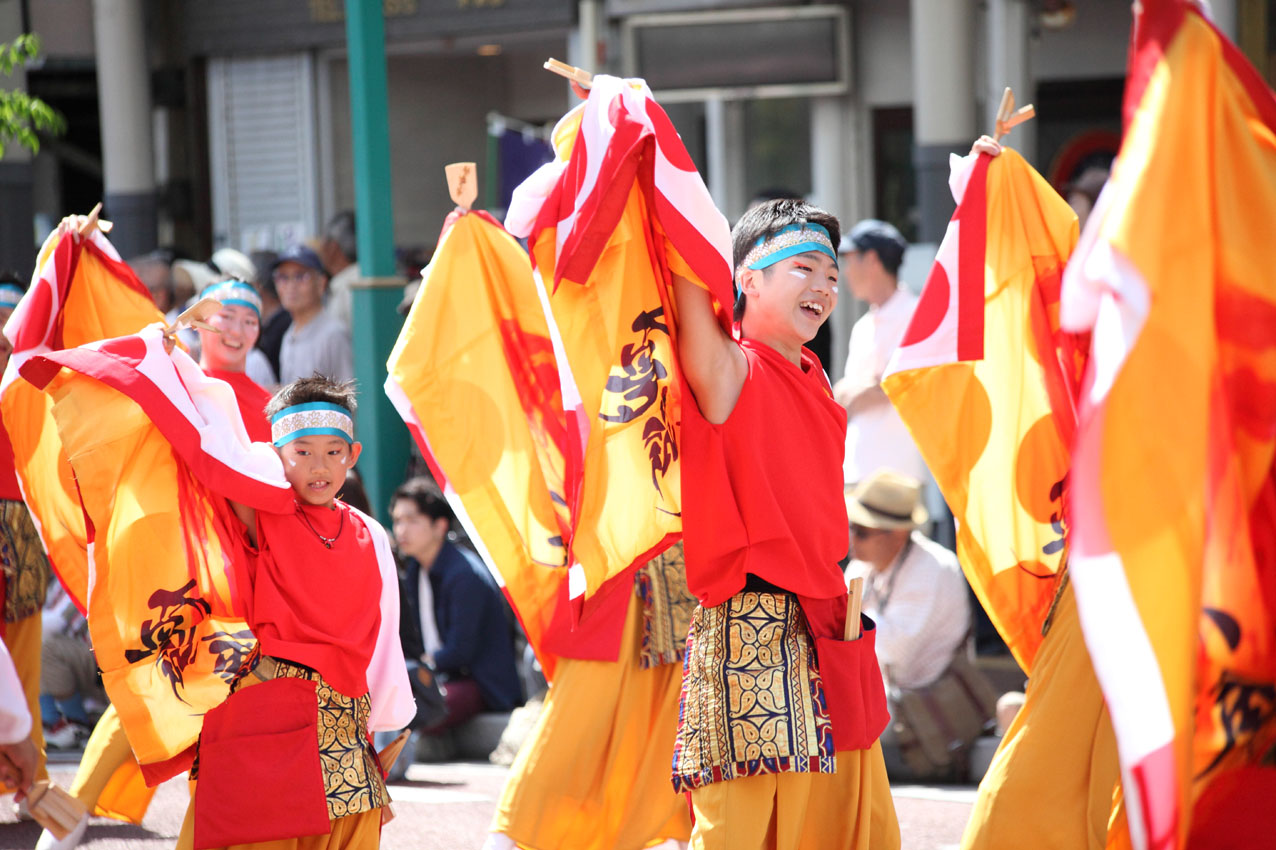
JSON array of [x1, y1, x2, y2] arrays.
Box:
[[0, 283, 24, 310], [270, 401, 355, 448], [737, 222, 838, 277], [201, 279, 262, 317]]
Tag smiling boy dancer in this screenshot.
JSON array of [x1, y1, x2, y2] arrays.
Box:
[[38, 278, 277, 850], [669, 199, 899, 850], [170, 376, 411, 850]]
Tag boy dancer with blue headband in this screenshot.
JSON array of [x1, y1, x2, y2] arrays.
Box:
[[669, 199, 899, 849], [171, 375, 411, 850], [39, 278, 276, 850]]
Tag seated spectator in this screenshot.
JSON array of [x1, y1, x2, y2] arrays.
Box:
[[844, 469, 996, 781], [273, 245, 353, 384], [390, 478, 523, 736], [39, 583, 102, 749]]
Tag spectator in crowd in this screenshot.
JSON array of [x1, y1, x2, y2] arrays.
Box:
[[170, 259, 216, 321], [251, 250, 290, 380], [844, 470, 994, 781], [273, 244, 353, 384], [832, 219, 926, 485], [319, 210, 359, 330], [390, 478, 523, 741], [129, 253, 174, 314], [1064, 165, 1110, 230], [39, 582, 101, 749]]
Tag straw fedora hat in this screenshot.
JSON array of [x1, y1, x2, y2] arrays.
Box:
[[845, 469, 928, 530]]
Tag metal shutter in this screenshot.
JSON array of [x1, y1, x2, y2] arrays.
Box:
[[208, 53, 319, 251]]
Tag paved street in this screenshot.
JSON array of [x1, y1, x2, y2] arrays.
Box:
[[0, 754, 975, 849]]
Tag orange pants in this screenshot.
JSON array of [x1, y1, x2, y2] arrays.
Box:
[[688, 744, 899, 850], [490, 592, 692, 850], [961, 584, 1120, 850]]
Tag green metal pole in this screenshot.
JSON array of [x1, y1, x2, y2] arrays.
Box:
[[344, 0, 409, 524]]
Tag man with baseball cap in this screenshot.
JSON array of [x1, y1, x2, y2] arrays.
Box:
[[273, 244, 353, 384], [831, 220, 926, 487], [845, 469, 991, 781]]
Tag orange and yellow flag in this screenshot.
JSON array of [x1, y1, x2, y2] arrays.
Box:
[[386, 209, 576, 680], [505, 75, 733, 599], [883, 147, 1084, 672], [21, 328, 291, 782], [1061, 2, 1276, 847], [0, 228, 165, 610]]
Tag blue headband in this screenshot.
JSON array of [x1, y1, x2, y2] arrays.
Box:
[[200, 279, 262, 317], [270, 401, 355, 448], [0, 283, 24, 310], [738, 222, 838, 274]]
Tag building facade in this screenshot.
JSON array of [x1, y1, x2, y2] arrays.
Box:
[[1, 0, 1254, 369]]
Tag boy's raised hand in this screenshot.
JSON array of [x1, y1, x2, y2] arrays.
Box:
[[971, 135, 1003, 157]]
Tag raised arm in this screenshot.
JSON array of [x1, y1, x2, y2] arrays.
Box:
[[671, 274, 748, 424]]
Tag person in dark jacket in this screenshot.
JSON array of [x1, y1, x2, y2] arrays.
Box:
[[391, 477, 523, 733]]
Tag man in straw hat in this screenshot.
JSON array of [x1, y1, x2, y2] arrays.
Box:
[[845, 469, 993, 782]]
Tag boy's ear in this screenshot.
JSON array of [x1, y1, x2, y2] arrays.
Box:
[[348, 441, 363, 466], [738, 267, 763, 299]]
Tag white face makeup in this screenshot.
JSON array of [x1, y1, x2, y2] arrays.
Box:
[[788, 269, 809, 280]]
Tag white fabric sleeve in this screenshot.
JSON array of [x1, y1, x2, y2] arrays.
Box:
[[351, 507, 416, 733], [0, 641, 32, 745]]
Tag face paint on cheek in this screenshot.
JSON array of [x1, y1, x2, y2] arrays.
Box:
[[788, 269, 808, 281], [286, 457, 298, 468], [832, 285, 839, 295]]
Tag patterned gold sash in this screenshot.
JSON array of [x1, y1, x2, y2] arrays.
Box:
[[196, 655, 389, 820], [671, 591, 835, 791], [1, 499, 50, 624], [635, 543, 697, 669]]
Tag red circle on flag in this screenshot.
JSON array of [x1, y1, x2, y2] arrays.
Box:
[[902, 261, 949, 346]]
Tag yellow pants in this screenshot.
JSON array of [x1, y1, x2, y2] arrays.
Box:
[[961, 583, 1120, 850], [176, 788, 381, 850], [688, 743, 899, 850], [69, 703, 157, 823], [2, 612, 47, 787], [491, 592, 691, 850]]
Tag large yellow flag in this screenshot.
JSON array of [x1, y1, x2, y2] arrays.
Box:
[[386, 209, 576, 680], [883, 148, 1083, 672], [1061, 2, 1276, 847], [505, 75, 733, 599], [1, 228, 165, 609], [21, 329, 291, 781]]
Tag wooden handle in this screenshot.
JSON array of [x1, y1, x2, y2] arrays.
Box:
[[165, 297, 223, 338], [444, 162, 478, 211], [377, 728, 412, 775], [993, 86, 1036, 142], [26, 781, 86, 840], [76, 202, 114, 237], [544, 57, 592, 89], [844, 576, 863, 641]]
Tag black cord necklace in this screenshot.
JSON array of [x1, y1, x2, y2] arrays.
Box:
[[296, 502, 343, 549]]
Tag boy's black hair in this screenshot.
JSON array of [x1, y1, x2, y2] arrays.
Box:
[[0, 270, 26, 290], [264, 375, 358, 421], [391, 476, 454, 527], [731, 199, 841, 322]]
